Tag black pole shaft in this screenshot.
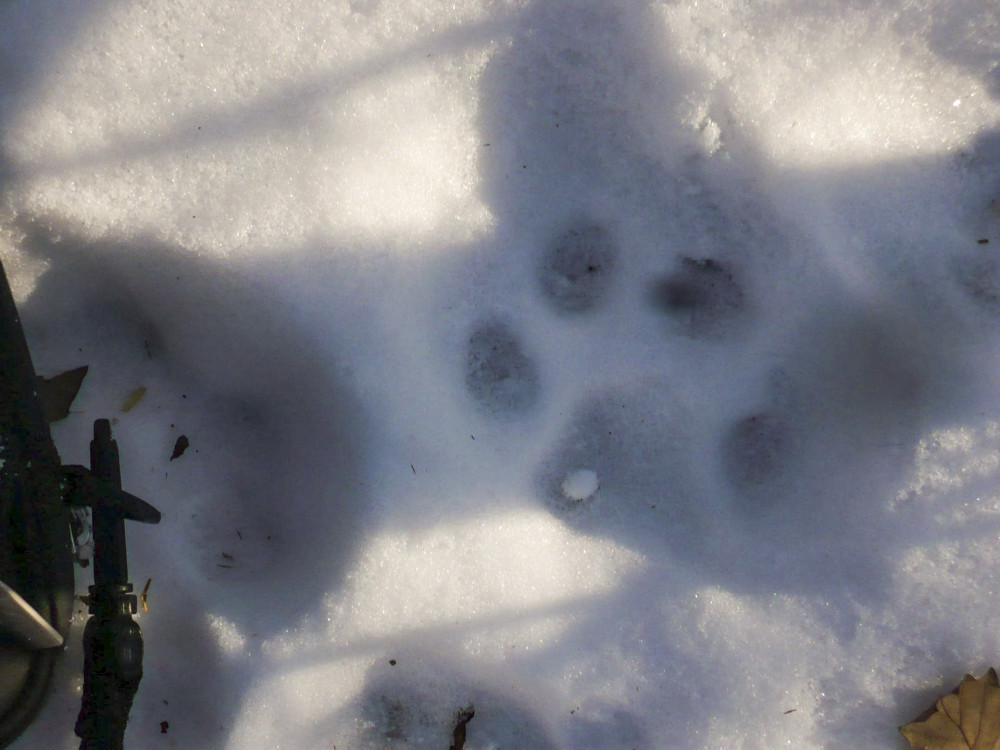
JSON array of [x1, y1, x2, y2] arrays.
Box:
[[90, 419, 128, 586]]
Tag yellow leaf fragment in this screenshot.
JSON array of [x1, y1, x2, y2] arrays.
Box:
[[981, 684, 1000, 748], [121, 386, 147, 413], [900, 669, 1000, 750]]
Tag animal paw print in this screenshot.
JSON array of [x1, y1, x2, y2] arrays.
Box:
[[537, 223, 617, 313], [650, 256, 744, 336], [464, 218, 768, 537], [721, 412, 788, 496], [465, 320, 540, 416]]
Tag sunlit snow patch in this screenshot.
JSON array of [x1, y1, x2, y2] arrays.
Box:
[[316, 506, 643, 647], [227, 508, 642, 746], [894, 421, 1000, 509], [4, 0, 500, 254], [205, 613, 249, 657], [658, 2, 1000, 167], [0, 229, 49, 304]]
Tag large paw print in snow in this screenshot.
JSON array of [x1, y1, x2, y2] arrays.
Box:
[[459, 217, 770, 563]]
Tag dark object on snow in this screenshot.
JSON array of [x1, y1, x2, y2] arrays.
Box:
[[0, 257, 75, 747], [120, 387, 146, 414], [449, 704, 475, 750], [169, 435, 189, 461], [37, 366, 89, 423], [0, 258, 159, 749], [68, 420, 159, 750]]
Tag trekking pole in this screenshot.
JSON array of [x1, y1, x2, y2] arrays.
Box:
[[68, 419, 160, 750]]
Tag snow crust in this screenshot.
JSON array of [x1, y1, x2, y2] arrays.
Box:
[[1, 0, 1000, 746]]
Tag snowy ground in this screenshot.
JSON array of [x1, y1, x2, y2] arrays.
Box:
[[2, 0, 1000, 747]]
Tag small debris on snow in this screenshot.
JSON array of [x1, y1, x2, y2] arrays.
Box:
[[449, 705, 475, 750], [170, 435, 190, 461], [36, 365, 88, 423], [121, 386, 148, 413]]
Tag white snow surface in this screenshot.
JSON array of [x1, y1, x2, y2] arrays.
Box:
[[1, 0, 1000, 747]]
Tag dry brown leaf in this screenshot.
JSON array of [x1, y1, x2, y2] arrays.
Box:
[[900, 669, 1000, 750]]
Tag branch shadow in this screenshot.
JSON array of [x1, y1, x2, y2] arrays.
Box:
[[3, 12, 518, 183]]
